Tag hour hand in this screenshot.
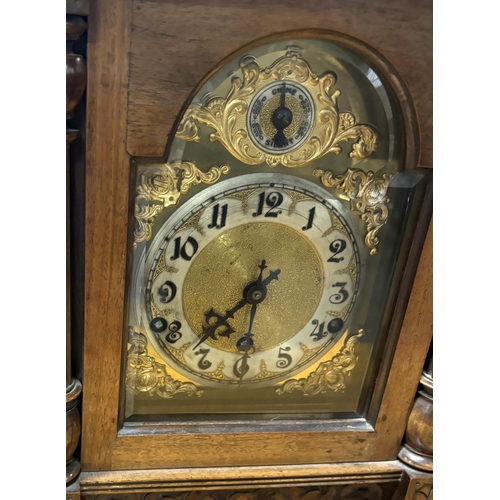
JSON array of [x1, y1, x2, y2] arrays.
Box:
[[192, 298, 247, 350], [193, 264, 281, 350]]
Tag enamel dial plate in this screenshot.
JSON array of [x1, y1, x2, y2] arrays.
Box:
[[136, 174, 360, 388]]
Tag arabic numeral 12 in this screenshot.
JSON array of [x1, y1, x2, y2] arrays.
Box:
[[253, 192, 283, 218]]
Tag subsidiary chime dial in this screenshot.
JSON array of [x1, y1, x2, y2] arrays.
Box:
[[247, 80, 315, 153], [140, 174, 360, 388]]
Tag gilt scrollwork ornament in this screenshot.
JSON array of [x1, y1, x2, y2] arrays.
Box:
[[126, 327, 203, 399], [177, 49, 379, 168], [276, 330, 364, 396], [313, 168, 392, 255], [134, 161, 230, 248]]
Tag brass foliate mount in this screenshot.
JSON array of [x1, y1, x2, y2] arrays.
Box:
[[126, 328, 203, 399], [134, 161, 230, 248], [176, 49, 379, 168], [313, 168, 392, 255], [276, 329, 364, 396]]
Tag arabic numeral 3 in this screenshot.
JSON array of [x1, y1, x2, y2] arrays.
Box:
[[329, 282, 349, 304]]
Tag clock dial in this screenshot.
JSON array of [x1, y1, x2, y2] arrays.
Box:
[[138, 174, 360, 388], [247, 80, 315, 153]]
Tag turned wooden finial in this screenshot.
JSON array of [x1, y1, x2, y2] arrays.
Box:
[[398, 350, 433, 472], [66, 9, 87, 488]]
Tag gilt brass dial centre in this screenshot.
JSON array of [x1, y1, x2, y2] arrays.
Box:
[[182, 222, 324, 354]]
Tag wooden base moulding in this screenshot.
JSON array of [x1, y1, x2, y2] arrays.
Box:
[[79, 461, 404, 499]]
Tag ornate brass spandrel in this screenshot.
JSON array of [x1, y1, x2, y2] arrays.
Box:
[[276, 329, 364, 396], [283, 189, 313, 215], [164, 341, 191, 365], [177, 50, 379, 168], [205, 361, 233, 381], [152, 251, 178, 281], [225, 189, 259, 214], [134, 161, 230, 248], [313, 168, 392, 255], [126, 327, 203, 399]]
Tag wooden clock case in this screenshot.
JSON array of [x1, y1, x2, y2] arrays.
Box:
[[66, 1, 432, 499]]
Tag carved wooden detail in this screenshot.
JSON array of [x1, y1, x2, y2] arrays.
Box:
[[398, 348, 433, 472], [80, 462, 402, 496], [394, 463, 432, 500], [405, 480, 433, 500], [82, 483, 398, 500]]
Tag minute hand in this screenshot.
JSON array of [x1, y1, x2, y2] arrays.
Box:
[[262, 268, 281, 286]]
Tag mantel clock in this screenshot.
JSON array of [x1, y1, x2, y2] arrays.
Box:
[[79, 7, 432, 500]]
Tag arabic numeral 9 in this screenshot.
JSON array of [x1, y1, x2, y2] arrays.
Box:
[[158, 280, 177, 303]]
